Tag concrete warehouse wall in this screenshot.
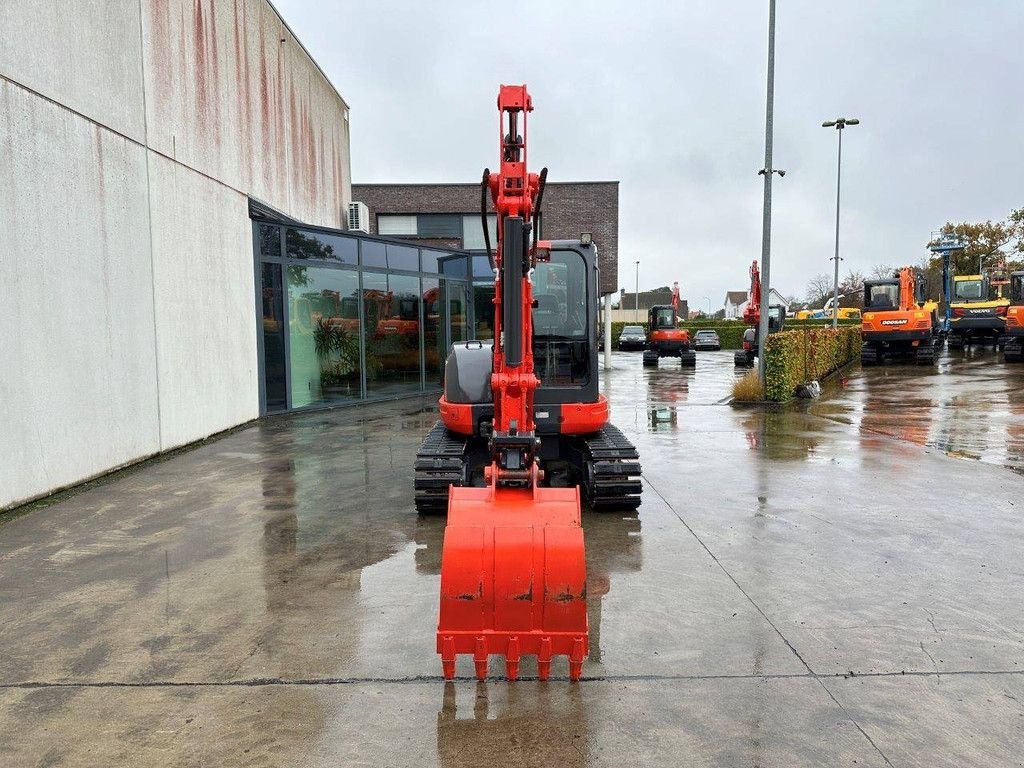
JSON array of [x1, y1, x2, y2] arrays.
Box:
[[0, 0, 352, 509]]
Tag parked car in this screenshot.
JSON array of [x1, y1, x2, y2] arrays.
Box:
[[692, 329, 721, 351], [618, 325, 647, 351]]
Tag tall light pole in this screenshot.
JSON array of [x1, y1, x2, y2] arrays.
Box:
[[701, 296, 711, 316], [756, 0, 784, 381], [635, 260, 640, 323], [822, 116, 859, 328]]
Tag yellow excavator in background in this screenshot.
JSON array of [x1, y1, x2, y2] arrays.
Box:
[[948, 273, 1009, 350]]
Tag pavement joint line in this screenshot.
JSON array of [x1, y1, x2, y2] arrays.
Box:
[[3, 669, 1022, 690], [641, 474, 896, 767]]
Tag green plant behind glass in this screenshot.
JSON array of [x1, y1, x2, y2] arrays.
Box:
[[314, 318, 360, 388]]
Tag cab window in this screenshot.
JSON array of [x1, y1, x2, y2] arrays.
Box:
[[954, 280, 984, 301], [651, 308, 675, 329], [867, 283, 899, 309], [532, 249, 589, 386]]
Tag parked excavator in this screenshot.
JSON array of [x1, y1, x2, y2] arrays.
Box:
[[861, 267, 940, 365], [414, 86, 642, 681], [642, 301, 696, 367], [947, 273, 1009, 350], [1003, 271, 1024, 362], [734, 260, 785, 367]]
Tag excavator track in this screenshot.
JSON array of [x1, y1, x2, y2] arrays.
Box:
[[414, 421, 468, 515], [860, 344, 879, 366], [1005, 337, 1023, 363], [915, 340, 938, 365], [580, 424, 642, 511]]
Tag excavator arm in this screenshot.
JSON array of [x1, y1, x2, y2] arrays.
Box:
[[742, 260, 761, 326], [436, 85, 589, 682]]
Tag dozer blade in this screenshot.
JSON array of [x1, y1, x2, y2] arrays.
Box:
[[437, 484, 589, 681]]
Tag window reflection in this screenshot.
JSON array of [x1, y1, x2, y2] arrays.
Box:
[[286, 228, 358, 264], [423, 277, 443, 387], [448, 282, 469, 344], [474, 283, 495, 340], [287, 266, 362, 407], [259, 224, 281, 259], [363, 271, 422, 396], [261, 263, 287, 411]]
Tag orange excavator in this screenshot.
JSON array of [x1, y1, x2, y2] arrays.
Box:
[[734, 261, 784, 367], [1004, 271, 1024, 362], [415, 85, 641, 681], [861, 267, 940, 365]]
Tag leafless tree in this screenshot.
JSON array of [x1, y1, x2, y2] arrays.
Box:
[[804, 273, 832, 307], [869, 263, 896, 279]]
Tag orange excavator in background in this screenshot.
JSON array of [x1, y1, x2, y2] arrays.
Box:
[[861, 267, 940, 365], [415, 86, 641, 681], [1003, 271, 1024, 363], [734, 261, 784, 367]]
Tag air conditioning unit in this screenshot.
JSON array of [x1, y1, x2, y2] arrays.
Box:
[[347, 201, 370, 233]]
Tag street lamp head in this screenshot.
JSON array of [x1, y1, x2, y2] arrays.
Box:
[[822, 120, 837, 127], [846, 118, 860, 125]]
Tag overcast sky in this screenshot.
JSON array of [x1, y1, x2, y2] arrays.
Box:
[[274, 0, 1023, 306]]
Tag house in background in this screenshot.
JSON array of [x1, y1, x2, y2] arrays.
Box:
[[723, 291, 748, 319], [726, 288, 789, 319], [614, 286, 688, 323]]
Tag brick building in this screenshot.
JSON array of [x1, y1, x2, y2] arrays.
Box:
[[351, 182, 620, 296]]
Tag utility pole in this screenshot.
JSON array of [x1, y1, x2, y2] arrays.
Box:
[[756, 0, 784, 381], [822, 117, 859, 328]]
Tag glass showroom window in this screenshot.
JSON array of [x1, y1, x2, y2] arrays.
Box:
[[286, 228, 358, 265], [423, 277, 444, 388], [362, 271, 422, 397], [261, 262, 287, 411], [287, 266, 362, 407]]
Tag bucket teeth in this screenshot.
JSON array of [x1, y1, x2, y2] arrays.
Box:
[[569, 637, 586, 681], [505, 637, 521, 681], [474, 637, 488, 680], [441, 636, 456, 680], [538, 637, 552, 681]]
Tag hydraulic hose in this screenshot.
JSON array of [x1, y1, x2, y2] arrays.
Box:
[[532, 167, 548, 254], [481, 168, 494, 271]]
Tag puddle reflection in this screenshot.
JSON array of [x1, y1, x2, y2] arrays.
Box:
[[437, 682, 587, 767]]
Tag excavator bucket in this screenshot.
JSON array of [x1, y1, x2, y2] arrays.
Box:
[[437, 484, 589, 681]]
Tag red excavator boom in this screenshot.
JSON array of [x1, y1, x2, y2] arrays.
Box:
[[742, 260, 760, 326], [436, 85, 588, 681]]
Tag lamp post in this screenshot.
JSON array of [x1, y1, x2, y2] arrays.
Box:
[[635, 260, 640, 323], [822, 116, 859, 328], [756, 0, 785, 381], [701, 296, 711, 316]]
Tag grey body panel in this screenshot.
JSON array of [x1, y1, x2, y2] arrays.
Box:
[[444, 342, 493, 404]]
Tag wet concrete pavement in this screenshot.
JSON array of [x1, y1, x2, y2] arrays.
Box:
[[1, 348, 1022, 766]]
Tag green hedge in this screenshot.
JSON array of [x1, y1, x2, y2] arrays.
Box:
[[605, 319, 858, 351], [763, 326, 862, 402]]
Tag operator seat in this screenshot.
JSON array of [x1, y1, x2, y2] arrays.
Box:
[[533, 293, 560, 335]]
